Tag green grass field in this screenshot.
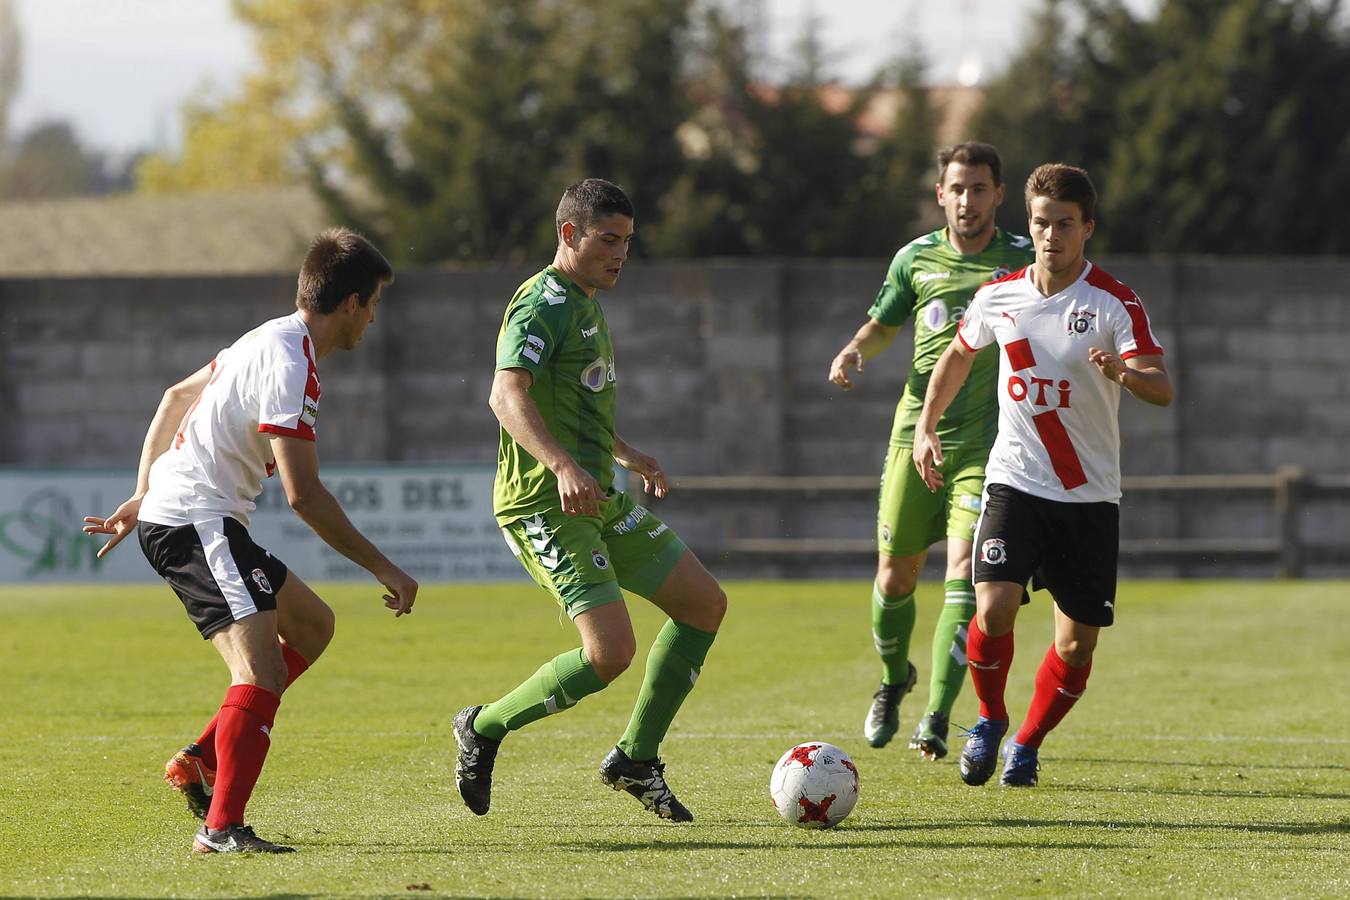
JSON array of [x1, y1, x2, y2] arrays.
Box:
[[2, 580, 1348, 898]]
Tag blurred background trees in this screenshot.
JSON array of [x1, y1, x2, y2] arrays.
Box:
[[8, 0, 1350, 259]]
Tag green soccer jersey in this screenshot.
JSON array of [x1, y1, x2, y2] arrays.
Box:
[[494, 266, 618, 525], [868, 227, 1035, 450]]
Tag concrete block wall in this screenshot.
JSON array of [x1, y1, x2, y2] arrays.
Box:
[[3, 256, 1347, 576]]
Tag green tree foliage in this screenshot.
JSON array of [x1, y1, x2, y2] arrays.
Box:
[[972, 0, 1350, 253], [0, 121, 118, 199], [645, 10, 932, 257]]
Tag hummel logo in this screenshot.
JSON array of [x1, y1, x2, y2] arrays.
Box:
[[581, 324, 598, 339]]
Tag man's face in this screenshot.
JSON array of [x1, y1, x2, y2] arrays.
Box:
[[937, 162, 1004, 242], [1028, 195, 1095, 276], [340, 284, 382, 350], [566, 213, 634, 293]]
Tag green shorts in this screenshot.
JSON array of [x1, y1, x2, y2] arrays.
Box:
[[501, 490, 687, 619], [877, 445, 988, 557]]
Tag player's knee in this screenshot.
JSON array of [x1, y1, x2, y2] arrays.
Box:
[[586, 641, 635, 684], [311, 602, 336, 649], [975, 606, 1016, 638], [876, 564, 918, 597], [235, 649, 288, 695], [1055, 636, 1095, 668], [700, 584, 728, 630]]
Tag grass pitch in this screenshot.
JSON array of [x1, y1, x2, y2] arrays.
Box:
[[1, 580, 1348, 898]]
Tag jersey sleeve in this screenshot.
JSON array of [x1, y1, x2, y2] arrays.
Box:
[[496, 295, 572, 378], [258, 341, 320, 441], [865, 248, 918, 327], [1110, 290, 1165, 359], [956, 288, 996, 352]]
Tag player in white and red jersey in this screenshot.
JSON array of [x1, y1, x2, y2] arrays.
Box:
[[83, 229, 419, 854], [913, 164, 1173, 788]]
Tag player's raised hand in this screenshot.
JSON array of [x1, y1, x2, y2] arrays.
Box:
[[1089, 347, 1127, 384], [828, 347, 865, 390], [378, 563, 418, 617], [81, 496, 143, 558], [556, 459, 603, 517], [912, 431, 945, 493]]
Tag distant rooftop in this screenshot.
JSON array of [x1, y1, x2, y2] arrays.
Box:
[[0, 187, 326, 277]]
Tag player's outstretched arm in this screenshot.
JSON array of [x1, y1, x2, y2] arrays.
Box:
[[271, 435, 418, 616], [828, 319, 898, 390], [613, 433, 668, 499], [1089, 350, 1173, 406], [81, 362, 214, 557], [912, 340, 978, 492], [489, 367, 602, 517]]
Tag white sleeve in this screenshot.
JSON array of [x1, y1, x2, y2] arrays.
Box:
[[957, 289, 996, 351], [258, 358, 319, 441]]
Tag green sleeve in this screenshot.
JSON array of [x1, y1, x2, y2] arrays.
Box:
[[866, 248, 917, 327], [496, 296, 573, 379]]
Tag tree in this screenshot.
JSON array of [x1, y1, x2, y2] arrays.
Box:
[[971, 0, 1350, 253], [0, 121, 106, 199]]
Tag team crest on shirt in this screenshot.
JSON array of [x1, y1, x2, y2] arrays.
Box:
[[980, 538, 1007, 565], [1067, 308, 1098, 335], [250, 568, 274, 595], [591, 549, 610, 571]]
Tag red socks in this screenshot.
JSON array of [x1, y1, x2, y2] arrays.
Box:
[[204, 684, 281, 830], [966, 619, 1015, 721], [1015, 645, 1092, 749], [194, 644, 309, 771]]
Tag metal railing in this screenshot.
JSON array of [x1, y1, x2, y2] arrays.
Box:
[[652, 466, 1332, 578]]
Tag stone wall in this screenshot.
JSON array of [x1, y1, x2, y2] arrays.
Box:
[[2, 257, 1346, 576]]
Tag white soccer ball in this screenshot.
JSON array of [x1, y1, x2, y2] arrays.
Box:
[[769, 741, 859, 829]]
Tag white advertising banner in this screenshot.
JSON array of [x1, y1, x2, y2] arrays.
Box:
[[0, 465, 525, 583]]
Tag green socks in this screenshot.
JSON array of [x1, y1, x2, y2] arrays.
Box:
[[927, 579, 975, 715], [617, 620, 717, 761], [474, 647, 607, 740], [871, 581, 916, 685]]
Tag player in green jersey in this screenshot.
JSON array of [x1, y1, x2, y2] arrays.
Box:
[[453, 179, 727, 823], [828, 143, 1034, 759]]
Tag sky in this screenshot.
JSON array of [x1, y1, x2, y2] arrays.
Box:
[[5, 0, 1097, 154]]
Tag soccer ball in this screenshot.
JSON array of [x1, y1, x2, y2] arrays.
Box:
[[769, 741, 859, 829]]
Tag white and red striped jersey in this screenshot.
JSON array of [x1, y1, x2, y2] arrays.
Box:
[[957, 262, 1164, 503], [140, 313, 321, 528]]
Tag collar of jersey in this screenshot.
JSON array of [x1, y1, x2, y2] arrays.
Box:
[[545, 266, 589, 300]]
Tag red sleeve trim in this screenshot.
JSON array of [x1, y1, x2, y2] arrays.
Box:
[[956, 330, 978, 352], [987, 265, 1029, 287], [1086, 265, 1165, 357], [259, 423, 316, 442]]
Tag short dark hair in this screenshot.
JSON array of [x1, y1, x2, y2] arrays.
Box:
[[1025, 163, 1097, 223], [938, 142, 1003, 186], [296, 228, 394, 314], [555, 178, 635, 241]]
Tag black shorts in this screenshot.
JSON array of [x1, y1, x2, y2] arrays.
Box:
[[972, 483, 1119, 627], [138, 517, 289, 639]]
